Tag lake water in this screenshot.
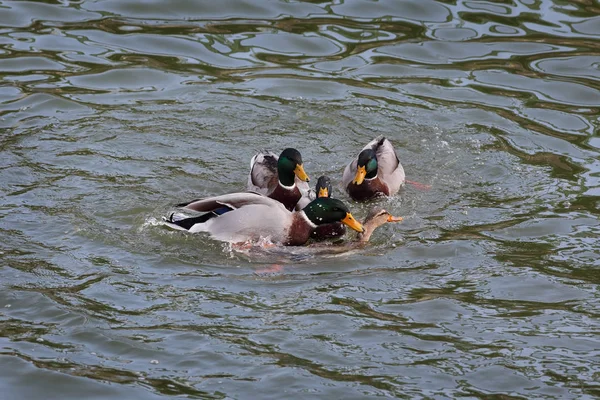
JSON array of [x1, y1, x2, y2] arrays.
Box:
[[1, 1, 599, 399]]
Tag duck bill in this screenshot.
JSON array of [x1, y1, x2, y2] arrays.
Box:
[[294, 164, 310, 182], [352, 166, 367, 185], [342, 212, 364, 232], [318, 187, 329, 198], [387, 215, 403, 223]]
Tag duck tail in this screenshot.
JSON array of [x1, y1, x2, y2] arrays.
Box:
[[162, 212, 211, 231], [163, 206, 233, 231]]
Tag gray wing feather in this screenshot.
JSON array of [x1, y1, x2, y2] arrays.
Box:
[[247, 151, 278, 195], [374, 137, 405, 194], [341, 158, 358, 188], [196, 203, 290, 241], [179, 192, 276, 212]]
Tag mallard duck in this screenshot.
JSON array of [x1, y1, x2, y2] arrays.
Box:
[[295, 175, 333, 210], [164, 192, 364, 246], [306, 176, 347, 240], [251, 208, 403, 267], [304, 209, 403, 255], [247, 148, 310, 211], [342, 136, 405, 201]]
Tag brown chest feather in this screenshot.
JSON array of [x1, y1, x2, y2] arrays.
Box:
[[347, 178, 389, 201], [285, 214, 314, 246], [269, 184, 302, 211]]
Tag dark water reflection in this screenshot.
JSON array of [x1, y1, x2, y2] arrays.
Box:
[[1, 0, 599, 399]]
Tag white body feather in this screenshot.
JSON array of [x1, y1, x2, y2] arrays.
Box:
[[168, 193, 301, 243]]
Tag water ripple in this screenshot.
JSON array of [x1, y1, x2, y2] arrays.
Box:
[[1, 0, 599, 399]]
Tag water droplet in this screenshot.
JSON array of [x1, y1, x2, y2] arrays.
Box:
[[150, 359, 159, 364]]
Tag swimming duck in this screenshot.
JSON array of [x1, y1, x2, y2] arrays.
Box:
[[303, 176, 347, 240], [247, 148, 310, 211], [164, 192, 364, 246], [252, 208, 404, 263], [301, 208, 403, 256], [342, 136, 405, 201], [357, 208, 403, 242], [295, 175, 334, 210]]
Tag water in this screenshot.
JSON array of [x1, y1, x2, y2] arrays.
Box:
[[1, 0, 599, 398]]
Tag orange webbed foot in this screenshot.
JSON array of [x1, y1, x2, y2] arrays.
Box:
[[405, 179, 432, 190]]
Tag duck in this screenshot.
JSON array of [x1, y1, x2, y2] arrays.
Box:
[[342, 136, 405, 201], [295, 175, 333, 210], [307, 209, 403, 253], [276, 208, 402, 259], [164, 192, 364, 246], [247, 148, 310, 211], [250, 208, 404, 264], [356, 208, 403, 242], [301, 176, 347, 240]]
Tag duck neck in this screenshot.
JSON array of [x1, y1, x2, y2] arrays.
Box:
[[278, 165, 296, 187], [269, 183, 301, 211], [357, 227, 374, 242], [356, 218, 386, 242], [365, 168, 378, 180]]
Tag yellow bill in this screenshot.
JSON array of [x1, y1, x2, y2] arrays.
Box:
[[387, 215, 403, 223], [318, 187, 329, 198], [294, 164, 310, 182], [352, 166, 366, 185], [342, 212, 364, 232]]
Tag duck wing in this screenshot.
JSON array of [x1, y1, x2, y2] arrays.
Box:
[[374, 136, 405, 194], [172, 193, 293, 242], [201, 202, 292, 242], [247, 151, 279, 195], [177, 192, 277, 212], [341, 157, 359, 188]]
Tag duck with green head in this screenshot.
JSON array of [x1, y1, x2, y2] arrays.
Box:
[[342, 136, 405, 201], [247, 148, 310, 211], [308, 208, 403, 251], [165, 192, 364, 246], [301, 176, 348, 240]]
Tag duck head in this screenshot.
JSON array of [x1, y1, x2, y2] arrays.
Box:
[[358, 208, 403, 242], [278, 148, 310, 186], [353, 148, 378, 185], [316, 175, 333, 198], [303, 197, 364, 232]]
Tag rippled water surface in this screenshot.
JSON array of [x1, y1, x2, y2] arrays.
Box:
[[1, 0, 600, 398]]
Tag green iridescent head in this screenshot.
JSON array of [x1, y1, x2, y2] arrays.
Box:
[[303, 197, 364, 232], [278, 148, 309, 186]]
